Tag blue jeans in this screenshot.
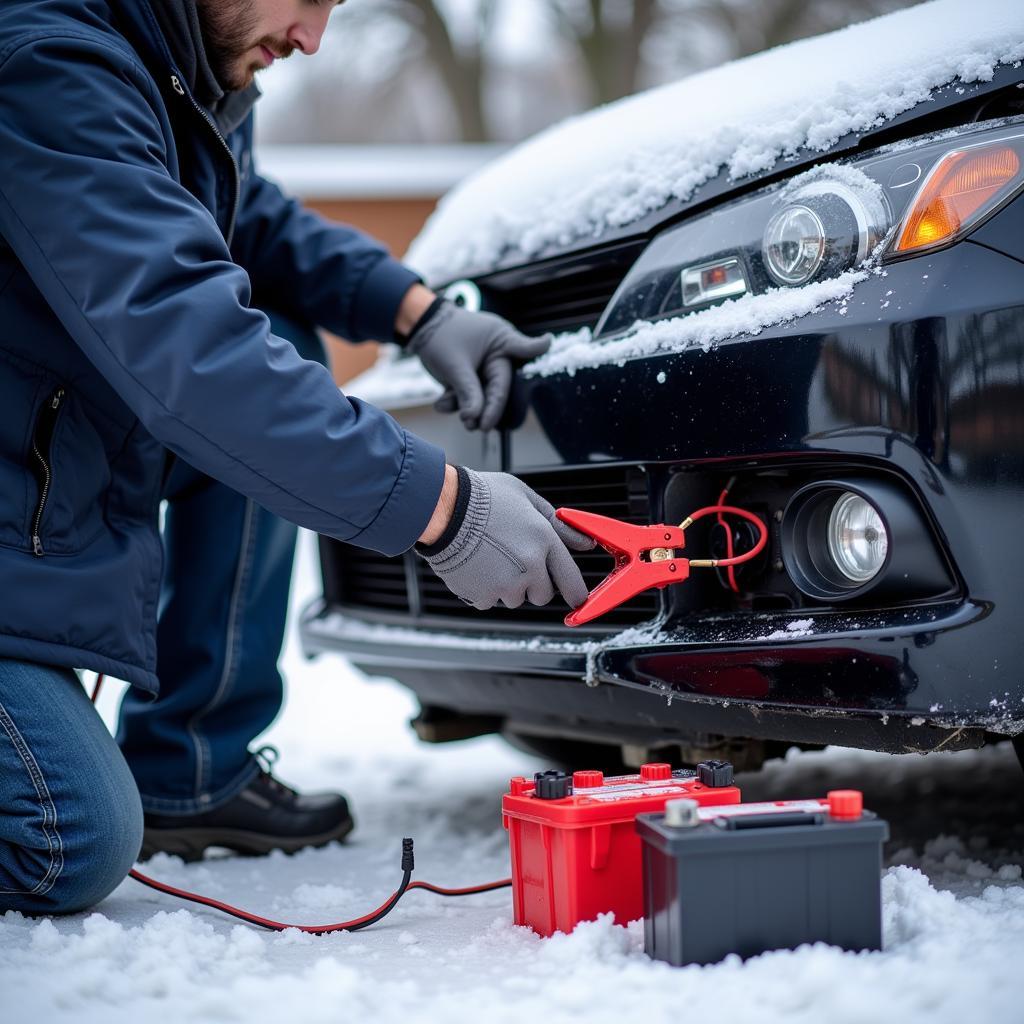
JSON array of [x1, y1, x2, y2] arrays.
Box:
[[117, 312, 326, 814], [0, 658, 143, 914]]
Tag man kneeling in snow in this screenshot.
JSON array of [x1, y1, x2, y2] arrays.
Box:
[[0, 0, 592, 915]]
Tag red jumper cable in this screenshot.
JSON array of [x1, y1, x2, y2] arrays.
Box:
[[88, 675, 511, 934], [716, 484, 741, 594], [83, 497, 765, 929], [556, 501, 768, 626]]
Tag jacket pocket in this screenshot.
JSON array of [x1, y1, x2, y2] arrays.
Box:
[[28, 387, 113, 557], [28, 386, 66, 556], [0, 357, 52, 552]]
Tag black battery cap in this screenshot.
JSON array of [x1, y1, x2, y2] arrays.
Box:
[[696, 760, 734, 787], [533, 770, 573, 800]]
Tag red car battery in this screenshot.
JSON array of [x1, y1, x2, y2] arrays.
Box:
[[502, 761, 741, 937], [636, 790, 889, 966]]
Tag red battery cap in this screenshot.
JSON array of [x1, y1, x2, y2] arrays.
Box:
[[509, 776, 530, 796], [573, 770, 605, 789], [640, 763, 672, 782], [828, 790, 863, 819]]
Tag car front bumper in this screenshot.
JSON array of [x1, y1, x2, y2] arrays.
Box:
[[304, 233, 1024, 755]]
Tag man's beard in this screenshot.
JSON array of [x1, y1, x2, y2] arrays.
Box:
[[195, 1, 273, 92]]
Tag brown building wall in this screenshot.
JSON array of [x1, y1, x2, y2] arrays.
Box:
[[305, 196, 439, 386], [309, 197, 438, 258]]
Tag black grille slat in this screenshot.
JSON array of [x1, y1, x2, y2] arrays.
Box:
[[345, 580, 409, 595], [514, 313, 604, 335], [319, 537, 407, 608], [343, 595, 408, 610], [323, 465, 657, 631], [479, 241, 646, 336]]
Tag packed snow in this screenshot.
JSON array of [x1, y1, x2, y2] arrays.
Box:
[[407, 0, 1024, 284], [758, 618, 817, 642], [524, 264, 870, 378], [1, 533, 1022, 1023], [347, 261, 871, 405]]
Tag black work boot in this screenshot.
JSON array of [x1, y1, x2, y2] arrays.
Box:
[[140, 747, 354, 862]]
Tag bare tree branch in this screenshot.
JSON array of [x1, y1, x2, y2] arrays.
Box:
[[395, 0, 489, 141], [261, 0, 922, 144], [548, 0, 665, 106]]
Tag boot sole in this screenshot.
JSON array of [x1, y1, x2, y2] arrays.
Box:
[[139, 816, 355, 863]]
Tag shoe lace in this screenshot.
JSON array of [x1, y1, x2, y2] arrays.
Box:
[[253, 744, 297, 798]]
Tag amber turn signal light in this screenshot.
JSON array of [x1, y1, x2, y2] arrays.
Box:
[[894, 143, 1022, 255]]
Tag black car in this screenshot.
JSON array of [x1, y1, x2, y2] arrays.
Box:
[[300, 43, 1024, 773]]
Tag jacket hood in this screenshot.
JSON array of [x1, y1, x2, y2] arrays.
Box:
[[150, 0, 222, 107], [111, 0, 258, 132]]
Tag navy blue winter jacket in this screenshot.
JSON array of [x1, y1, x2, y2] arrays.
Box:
[[0, 0, 446, 692]]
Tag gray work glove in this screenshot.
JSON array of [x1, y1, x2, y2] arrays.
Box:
[[405, 298, 551, 432], [418, 468, 595, 610]]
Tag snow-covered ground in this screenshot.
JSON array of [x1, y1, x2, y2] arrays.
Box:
[[1, 533, 1022, 1023]]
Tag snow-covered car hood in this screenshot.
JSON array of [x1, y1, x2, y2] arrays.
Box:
[[407, 0, 1024, 286]]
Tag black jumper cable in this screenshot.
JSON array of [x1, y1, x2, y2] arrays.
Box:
[[89, 675, 511, 935]]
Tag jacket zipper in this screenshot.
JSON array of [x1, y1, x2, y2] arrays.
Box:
[[170, 74, 240, 246], [30, 387, 65, 557]]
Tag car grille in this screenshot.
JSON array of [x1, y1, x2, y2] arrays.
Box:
[[320, 465, 659, 632], [479, 240, 646, 337]]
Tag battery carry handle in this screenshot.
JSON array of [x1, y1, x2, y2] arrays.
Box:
[[713, 811, 824, 830]]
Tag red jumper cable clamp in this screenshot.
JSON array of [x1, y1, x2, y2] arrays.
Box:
[[502, 761, 740, 937], [556, 504, 769, 627]]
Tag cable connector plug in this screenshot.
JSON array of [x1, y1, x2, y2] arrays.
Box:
[[402, 837, 415, 873]]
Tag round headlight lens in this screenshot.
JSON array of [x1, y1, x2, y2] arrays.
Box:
[[827, 492, 888, 582], [762, 175, 890, 289], [763, 205, 826, 285]]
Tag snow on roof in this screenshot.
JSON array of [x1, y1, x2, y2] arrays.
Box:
[[255, 144, 506, 200], [406, 0, 1024, 285]]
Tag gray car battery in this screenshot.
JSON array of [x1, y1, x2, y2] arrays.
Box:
[[636, 790, 888, 966]]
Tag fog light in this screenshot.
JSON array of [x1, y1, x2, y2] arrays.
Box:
[[827, 492, 888, 583], [781, 478, 951, 605]]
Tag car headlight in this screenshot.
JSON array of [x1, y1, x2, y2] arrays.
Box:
[[763, 178, 888, 287], [596, 119, 1024, 338], [762, 205, 826, 286]]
